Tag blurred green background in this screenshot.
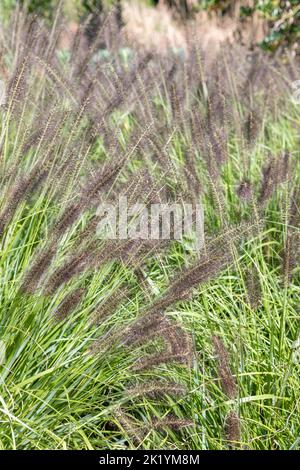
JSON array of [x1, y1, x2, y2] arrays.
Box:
[[0, 1, 299, 52]]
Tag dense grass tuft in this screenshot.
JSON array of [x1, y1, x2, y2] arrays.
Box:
[[0, 7, 299, 450]]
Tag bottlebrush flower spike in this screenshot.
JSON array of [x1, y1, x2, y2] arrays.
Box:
[[150, 416, 194, 432], [224, 410, 241, 449], [90, 286, 130, 325], [236, 180, 252, 202], [127, 381, 187, 399]]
